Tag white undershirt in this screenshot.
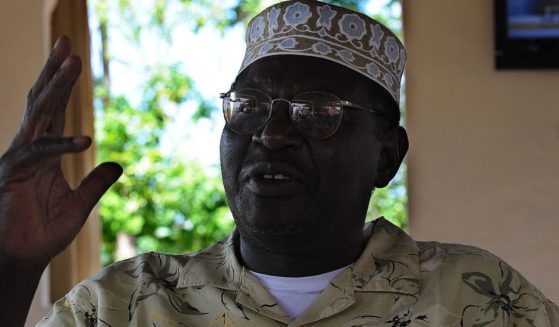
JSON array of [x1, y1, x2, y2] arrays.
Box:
[[250, 265, 348, 319]]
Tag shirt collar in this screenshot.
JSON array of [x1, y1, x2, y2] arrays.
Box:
[[351, 217, 419, 296], [177, 230, 243, 290], [177, 217, 419, 297]]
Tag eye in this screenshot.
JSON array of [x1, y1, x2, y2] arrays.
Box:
[[290, 103, 314, 120], [235, 98, 258, 113], [317, 104, 342, 117]]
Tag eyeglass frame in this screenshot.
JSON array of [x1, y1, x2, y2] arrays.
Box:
[[219, 88, 379, 140]]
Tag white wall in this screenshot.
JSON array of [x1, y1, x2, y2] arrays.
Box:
[[404, 0, 559, 301]]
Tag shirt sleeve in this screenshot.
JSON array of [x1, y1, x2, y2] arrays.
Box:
[[35, 253, 171, 326], [35, 289, 99, 327]]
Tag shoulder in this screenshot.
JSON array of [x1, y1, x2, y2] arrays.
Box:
[[416, 241, 559, 326], [37, 252, 195, 326], [76, 251, 195, 303], [417, 241, 499, 273], [416, 240, 538, 295]]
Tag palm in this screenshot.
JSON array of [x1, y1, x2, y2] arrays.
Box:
[[1, 163, 70, 261], [0, 37, 121, 265]]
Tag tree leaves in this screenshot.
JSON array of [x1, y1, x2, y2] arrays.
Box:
[[94, 62, 233, 265]]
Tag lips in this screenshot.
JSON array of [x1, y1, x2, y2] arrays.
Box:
[[240, 161, 307, 196]]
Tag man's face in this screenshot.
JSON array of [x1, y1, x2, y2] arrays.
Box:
[[220, 56, 403, 251]]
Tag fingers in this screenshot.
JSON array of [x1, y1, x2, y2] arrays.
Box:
[[33, 56, 82, 134], [50, 84, 74, 136], [12, 37, 82, 147], [13, 136, 92, 167], [34, 56, 82, 136], [14, 56, 82, 146], [30, 36, 72, 101], [74, 162, 123, 215]]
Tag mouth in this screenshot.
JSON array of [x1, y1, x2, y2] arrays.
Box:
[[262, 173, 291, 181], [240, 161, 306, 196]]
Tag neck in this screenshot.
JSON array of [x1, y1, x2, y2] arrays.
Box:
[[238, 226, 365, 277]]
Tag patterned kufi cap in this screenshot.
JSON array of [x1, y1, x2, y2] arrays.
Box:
[[238, 0, 406, 104]]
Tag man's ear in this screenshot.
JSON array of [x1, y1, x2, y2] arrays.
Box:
[[374, 126, 409, 188]]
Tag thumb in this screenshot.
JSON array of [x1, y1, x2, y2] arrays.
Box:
[[74, 162, 123, 215]]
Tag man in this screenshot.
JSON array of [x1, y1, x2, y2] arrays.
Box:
[[0, 1, 557, 326]]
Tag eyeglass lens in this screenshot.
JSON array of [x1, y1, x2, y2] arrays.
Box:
[[222, 89, 343, 140]]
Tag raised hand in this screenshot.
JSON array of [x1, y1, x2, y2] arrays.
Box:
[[0, 36, 122, 267]]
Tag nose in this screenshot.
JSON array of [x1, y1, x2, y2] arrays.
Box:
[[252, 100, 302, 151]]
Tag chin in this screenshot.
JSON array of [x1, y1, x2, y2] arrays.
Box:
[[231, 192, 319, 237]]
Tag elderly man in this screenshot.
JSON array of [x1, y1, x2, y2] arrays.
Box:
[[1, 1, 558, 326]]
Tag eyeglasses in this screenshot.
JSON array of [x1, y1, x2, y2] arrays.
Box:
[[220, 88, 377, 140]]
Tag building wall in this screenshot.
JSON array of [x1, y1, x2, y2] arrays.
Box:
[[404, 0, 559, 301], [0, 1, 47, 152]]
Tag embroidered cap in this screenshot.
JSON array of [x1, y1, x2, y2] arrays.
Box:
[[237, 0, 406, 105]]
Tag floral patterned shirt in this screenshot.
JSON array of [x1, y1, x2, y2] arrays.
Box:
[[38, 218, 559, 326]]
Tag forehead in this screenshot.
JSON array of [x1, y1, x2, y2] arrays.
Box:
[[233, 56, 398, 121], [234, 56, 373, 97]]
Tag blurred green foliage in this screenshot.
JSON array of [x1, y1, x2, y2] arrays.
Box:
[[367, 165, 407, 228], [91, 0, 406, 265], [94, 64, 234, 265]]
